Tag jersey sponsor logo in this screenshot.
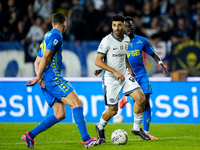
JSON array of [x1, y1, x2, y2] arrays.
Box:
[[112, 54, 126, 57], [136, 40, 143, 44], [53, 39, 58, 46], [127, 50, 140, 57], [113, 48, 118, 50]]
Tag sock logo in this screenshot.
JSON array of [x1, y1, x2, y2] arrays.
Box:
[[146, 118, 151, 124]]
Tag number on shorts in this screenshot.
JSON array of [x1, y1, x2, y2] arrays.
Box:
[[129, 77, 135, 82]]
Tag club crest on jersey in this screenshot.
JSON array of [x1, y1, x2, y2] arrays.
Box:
[[129, 43, 133, 48], [120, 45, 123, 50]]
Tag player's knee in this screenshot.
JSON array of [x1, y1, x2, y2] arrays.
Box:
[[71, 99, 83, 108], [136, 94, 146, 106], [55, 112, 66, 121]]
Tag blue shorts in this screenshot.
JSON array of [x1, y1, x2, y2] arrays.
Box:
[[127, 75, 152, 104], [135, 75, 152, 94], [41, 76, 74, 107]]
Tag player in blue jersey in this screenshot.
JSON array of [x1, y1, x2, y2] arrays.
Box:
[[119, 16, 168, 139], [95, 16, 168, 140], [22, 13, 99, 149]]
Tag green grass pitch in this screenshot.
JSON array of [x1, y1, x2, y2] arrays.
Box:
[[1, 123, 200, 150]]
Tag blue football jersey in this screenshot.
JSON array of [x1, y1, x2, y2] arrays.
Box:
[[37, 29, 63, 78], [127, 34, 154, 78]]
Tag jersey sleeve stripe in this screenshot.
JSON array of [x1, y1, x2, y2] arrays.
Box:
[[97, 52, 105, 55]]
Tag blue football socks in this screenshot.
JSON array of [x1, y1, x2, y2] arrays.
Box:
[[143, 106, 151, 132], [73, 107, 90, 142], [29, 114, 59, 139]]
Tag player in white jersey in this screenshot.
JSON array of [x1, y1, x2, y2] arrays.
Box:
[[95, 14, 151, 143]]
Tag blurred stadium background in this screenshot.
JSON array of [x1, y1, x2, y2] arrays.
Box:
[[0, 0, 200, 124]]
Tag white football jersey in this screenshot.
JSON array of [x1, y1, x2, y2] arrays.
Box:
[[97, 32, 130, 84]]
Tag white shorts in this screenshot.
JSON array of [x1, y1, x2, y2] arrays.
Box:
[[102, 73, 141, 106]]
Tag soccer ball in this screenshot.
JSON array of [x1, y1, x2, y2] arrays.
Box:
[[111, 129, 128, 145]]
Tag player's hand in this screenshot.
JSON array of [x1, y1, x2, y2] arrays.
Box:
[[114, 71, 125, 82], [160, 64, 169, 75], [38, 77, 46, 88], [25, 77, 40, 86], [94, 69, 102, 76]]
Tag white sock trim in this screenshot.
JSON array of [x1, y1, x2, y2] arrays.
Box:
[[97, 117, 107, 130]]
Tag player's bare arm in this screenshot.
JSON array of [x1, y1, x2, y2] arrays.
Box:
[[125, 55, 135, 77], [34, 56, 46, 88], [26, 49, 53, 86], [151, 53, 169, 75], [95, 53, 125, 81]]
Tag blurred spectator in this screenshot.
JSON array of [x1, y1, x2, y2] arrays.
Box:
[[148, 22, 170, 45], [171, 3, 189, 26], [10, 21, 26, 42], [141, 1, 156, 29], [92, 0, 105, 11], [84, 0, 104, 40], [56, 0, 71, 17], [119, 0, 143, 16], [191, 10, 200, 42], [23, 4, 37, 38], [189, 0, 198, 14], [151, 0, 160, 14], [5, 0, 23, 34], [159, 0, 175, 15], [94, 0, 122, 40], [190, 1, 200, 26], [33, 0, 53, 19], [25, 16, 44, 42], [123, 3, 136, 17], [68, 0, 86, 44], [133, 15, 146, 37], [171, 17, 191, 45], [144, 17, 159, 38], [0, 23, 11, 41], [175, 0, 190, 13], [159, 13, 174, 35]]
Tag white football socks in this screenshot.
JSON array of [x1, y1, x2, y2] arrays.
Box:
[[133, 112, 144, 131], [97, 117, 108, 130]]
